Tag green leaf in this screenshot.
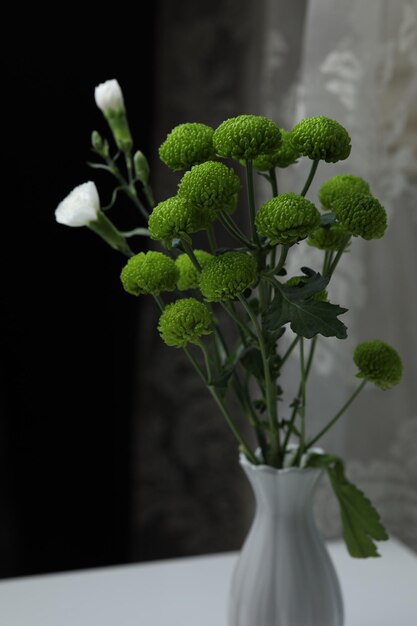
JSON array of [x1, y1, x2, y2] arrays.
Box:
[[120, 227, 150, 238], [307, 454, 389, 558], [281, 273, 330, 301], [264, 289, 347, 339], [240, 347, 265, 382], [265, 326, 286, 352], [210, 343, 245, 389]]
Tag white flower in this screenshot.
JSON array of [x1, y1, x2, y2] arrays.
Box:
[[94, 79, 125, 114], [55, 181, 100, 227]]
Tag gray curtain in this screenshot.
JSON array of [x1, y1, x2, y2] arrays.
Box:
[[131, 0, 417, 560], [264, 0, 417, 552]]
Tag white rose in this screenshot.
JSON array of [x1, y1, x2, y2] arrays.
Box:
[[94, 79, 125, 114], [55, 181, 100, 227]]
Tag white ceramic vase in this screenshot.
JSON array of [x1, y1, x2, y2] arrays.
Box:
[[228, 453, 344, 626]]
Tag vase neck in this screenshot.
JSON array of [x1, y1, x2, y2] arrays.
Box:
[[241, 462, 323, 516]]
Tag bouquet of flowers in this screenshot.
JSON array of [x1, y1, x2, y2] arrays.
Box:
[[56, 79, 403, 559]]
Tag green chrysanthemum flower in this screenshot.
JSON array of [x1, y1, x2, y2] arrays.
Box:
[[307, 223, 350, 251], [213, 115, 282, 161], [319, 174, 370, 210], [255, 193, 321, 245], [148, 196, 213, 243], [353, 340, 403, 390], [158, 123, 215, 171], [158, 298, 213, 347], [290, 116, 351, 163], [332, 192, 387, 240], [285, 275, 328, 302], [175, 250, 213, 291], [252, 129, 300, 170], [120, 251, 179, 296], [199, 252, 258, 301], [178, 161, 241, 216]]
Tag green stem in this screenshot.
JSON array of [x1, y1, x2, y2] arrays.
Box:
[[207, 224, 218, 253], [152, 293, 257, 464], [245, 159, 260, 245], [306, 379, 368, 450], [299, 337, 307, 455], [180, 238, 202, 272], [104, 156, 149, 220], [275, 244, 289, 274], [327, 236, 351, 277], [269, 167, 279, 197], [322, 250, 334, 275], [143, 183, 155, 209], [230, 371, 267, 459], [198, 340, 213, 384], [183, 346, 258, 465], [300, 159, 319, 197], [153, 294, 165, 312], [280, 335, 300, 369], [282, 336, 317, 454], [125, 151, 134, 187], [218, 212, 254, 248], [220, 302, 257, 342], [238, 294, 281, 464]]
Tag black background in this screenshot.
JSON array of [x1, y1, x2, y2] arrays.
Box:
[[1, 16, 156, 578]]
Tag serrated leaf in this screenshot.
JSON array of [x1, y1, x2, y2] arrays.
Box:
[[281, 272, 330, 301], [240, 347, 265, 381], [307, 454, 389, 558], [264, 290, 347, 339], [265, 326, 286, 352]]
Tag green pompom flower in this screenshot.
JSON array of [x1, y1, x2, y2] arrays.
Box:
[[252, 129, 300, 170], [319, 174, 370, 210], [290, 116, 351, 163], [159, 123, 215, 171], [307, 223, 349, 251], [332, 192, 387, 240], [213, 115, 282, 160], [148, 196, 213, 243], [175, 250, 213, 291], [158, 298, 213, 347], [120, 251, 179, 296], [199, 252, 257, 301], [285, 275, 328, 302], [255, 193, 321, 245], [178, 161, 241, 216], [353, 340, 403, 390]]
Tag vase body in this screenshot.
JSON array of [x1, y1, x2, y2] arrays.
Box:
[[228, 455, 344, 626]]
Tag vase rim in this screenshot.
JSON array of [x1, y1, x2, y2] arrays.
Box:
[[239, 444, 325, 475]]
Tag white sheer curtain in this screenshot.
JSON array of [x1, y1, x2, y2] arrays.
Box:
[[260, 0, 417, 549]]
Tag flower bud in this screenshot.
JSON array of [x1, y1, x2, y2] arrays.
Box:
[[354, 340, 403, 390], [290, 116, 351, 163], [94, 79, 132, 152], [159, 123, 215, 171], [55, 181, 131, 254], [134, 150, 150, 184], [55, 181, 101, 227], [158, 298, 213, 347], [255, 193, 320, 245], [213, 115, 282, 161], [91, 130, 109, 158], [120, 251, 179, 296], [199, 252, 258, 301]]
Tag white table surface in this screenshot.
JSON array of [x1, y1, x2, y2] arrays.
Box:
[[0, 538, 416, 626]]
